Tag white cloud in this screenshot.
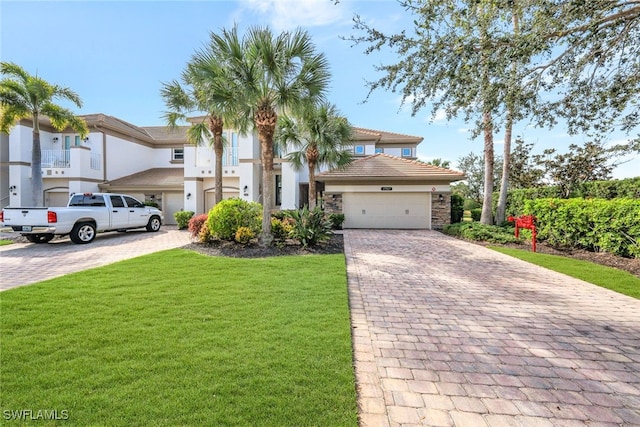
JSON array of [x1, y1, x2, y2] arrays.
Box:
[[237, 0, 347, 31]]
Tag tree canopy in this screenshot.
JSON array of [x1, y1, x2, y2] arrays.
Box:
[[0, 62, 87, 206]]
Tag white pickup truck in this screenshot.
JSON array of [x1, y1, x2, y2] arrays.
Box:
[[0, 193, 163, 244]]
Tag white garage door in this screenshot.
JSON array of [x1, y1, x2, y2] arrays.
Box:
[[343, 192, 430, 229], [164, 192, 184, 225]]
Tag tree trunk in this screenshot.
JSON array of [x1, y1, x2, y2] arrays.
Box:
[[481, 110, 494, 225], [209, 116, 224, 205], [32, 113, 43, 207], [496, 113, 512, 224], [255, 106, 277, 246], [496, 3, 520, 224], [306, 145, 319, 209]]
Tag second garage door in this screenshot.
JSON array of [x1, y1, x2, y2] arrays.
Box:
[[343, 192, 430, 229]]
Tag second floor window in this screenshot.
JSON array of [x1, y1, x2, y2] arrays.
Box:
[[172, 148, 184, 161], [402, 147, 413, 157], [354, 145, 365, 155]]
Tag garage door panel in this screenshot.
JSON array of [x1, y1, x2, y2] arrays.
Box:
[[344, 193, 430, 229]]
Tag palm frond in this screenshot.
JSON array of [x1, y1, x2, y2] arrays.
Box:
[[0, 62, 30, 84], [52, 85, 83, 108], [0, 104, 29, 133], [42, 103, 88, 137]]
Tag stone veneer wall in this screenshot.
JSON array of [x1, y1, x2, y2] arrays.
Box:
[[323, 193, 343, 214], [431, 193, 451, 230]]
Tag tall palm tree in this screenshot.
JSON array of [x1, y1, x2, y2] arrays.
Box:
[[193, 25, 330, 245], [0, 62, 88, 206], [161, 59, 236, 205], [276, 103, 353, 209]]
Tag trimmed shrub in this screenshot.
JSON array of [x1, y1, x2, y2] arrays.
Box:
[[470, 208, 482, 222], [174, 210, 194, 230], [327, 213, 346, 230], [286, 206, 333, 248], [524, 197, 640, 257], [271, 217, 295, 242], [188, 214, 208, 240], [234, 226, 255, 244], [198, 222, 212, 243], [451, 194, 464, 223], [207, 198, 261, 241]]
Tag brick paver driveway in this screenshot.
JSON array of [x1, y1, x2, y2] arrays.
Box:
[[344, 230, 640, 427], [0, 227, 191, 291]]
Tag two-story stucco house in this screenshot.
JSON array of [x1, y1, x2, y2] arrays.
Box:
[[0, 114, 464, 229]]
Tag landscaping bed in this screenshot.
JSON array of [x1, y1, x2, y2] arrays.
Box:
[[185, 232, 344, 258]]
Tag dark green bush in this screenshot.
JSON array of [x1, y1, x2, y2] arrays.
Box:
[[524, 198, 640, 257], [443, 222, 520, 244], [463, 199, 481, 211], [174, 210, 194, 230], [144, 201, 160, 209], [285, 206, 333, 248], [207, 198, 261, 241], [470, 208, 482, 222], [451, 194, 464, 223], [327, 213, 346, 230]]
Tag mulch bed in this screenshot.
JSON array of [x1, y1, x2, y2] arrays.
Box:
[[184, 233, 344, 258]]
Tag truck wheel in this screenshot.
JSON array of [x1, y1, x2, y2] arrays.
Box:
[[70, 222, 96, 244], [25, 234, 54, 244], [146, 216, 161, 232]]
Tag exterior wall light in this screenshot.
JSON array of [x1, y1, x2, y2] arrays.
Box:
[[186, 193, 192, 200], [9, 185, 17, 192], [52, 137, 59, 143], [438, 194, 444, 203], [243, 185, 249, 196]]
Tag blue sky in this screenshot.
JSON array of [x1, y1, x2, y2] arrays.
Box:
[[1, 0, 638, 178]]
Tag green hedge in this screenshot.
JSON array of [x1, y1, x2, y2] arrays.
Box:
[[497, 178, 640, 217], [523, 198, 640, 258]]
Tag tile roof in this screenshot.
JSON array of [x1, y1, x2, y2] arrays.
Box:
[[351, 127, 423, 144], [99, 168, 184, 189], [317, 154, 466, 181]]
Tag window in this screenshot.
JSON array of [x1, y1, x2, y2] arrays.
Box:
[[354, 145, 365, 155], [123, 196, 144, 208], [375, 148, 383, 154], [69, 194, 106, 207], [172, 148, 184, 161], [74, 135, 81, 147], [402, 147, 412, 157], [110, 195, 125, 208]]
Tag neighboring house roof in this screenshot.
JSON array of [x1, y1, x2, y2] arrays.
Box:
[[99, 168, 184, 191], [351, 127, 423, 145], [317, 154, 466, 182]]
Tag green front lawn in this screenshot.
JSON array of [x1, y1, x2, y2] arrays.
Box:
[[0, 239, 12, 246], [0, 250, 358, 426], [490, 246, 640, 299]]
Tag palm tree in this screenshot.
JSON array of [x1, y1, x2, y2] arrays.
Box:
[[161, 59, 236, 205], [276, 103, 353, 209], [193, 25, 330, 245], [0, 62, 88, 206]]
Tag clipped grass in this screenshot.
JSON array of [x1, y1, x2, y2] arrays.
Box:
[[0, 250, 357, 426], [0, 239, 12, 246], [490, 246, 640, 299]]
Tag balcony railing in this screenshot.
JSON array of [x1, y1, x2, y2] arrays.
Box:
[[196, 146, 239, 167], [42, 150, 70, 168], [41, 149, 102, 171], [222, 146, 239, 167]]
